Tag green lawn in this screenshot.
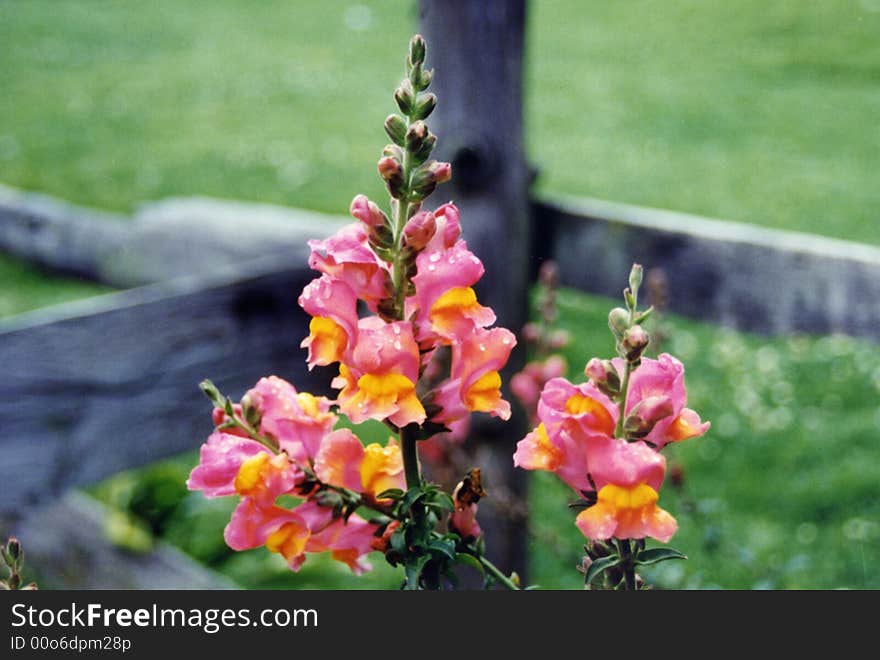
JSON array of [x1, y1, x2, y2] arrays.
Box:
[[1, 0, 878, 242]]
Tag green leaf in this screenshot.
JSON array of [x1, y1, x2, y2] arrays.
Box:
[[376, 488, 404, 502], [454, 552, 485, 576], [404, 555, 429, 590], [390, 529, 407, 554], [424, 491, 455, 514], [584, 555, 621, 586], [427, 539, 456, 561], [634, 547, 688, 565], [401, 487, 426, 511]]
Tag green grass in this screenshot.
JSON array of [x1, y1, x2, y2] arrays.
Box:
[[0, 253, 112, 317], [527, 1, 880, 244], [1, 0, 878, 243], [528, 289, 880, 590]]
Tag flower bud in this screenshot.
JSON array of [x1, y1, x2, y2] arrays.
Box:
[[5, 537, 21, 563], [240, 392, 262, 429], [629, 263, 644, 295], [394, 78, 415, 115], [350, 194, 387, 229], [584, 358, 621, 395], [382, 143, 404, 161], [402, 211, 437, 250], [409, 34, 426, 66], [377, 155, 402, 181], [428, 160, 452, 184], [412, 132, 437, 164], [608, 307, 630, 338], [434, 203, 461, 246], [405, 120, 429, 151], [624, 395, 674, 438], [412, 92, 436, 121], [621, 324, 650, 361], [384, 114, 407, 146], [378, 156, 405, 198]]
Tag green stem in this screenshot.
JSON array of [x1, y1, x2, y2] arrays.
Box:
[[615, 363, 632, 437], [614, 298, 637, 437], [617, 538, 637, 591], [400, 423, 422, 490], [478, 555, 521, 591], [391, 133, 413, 319]]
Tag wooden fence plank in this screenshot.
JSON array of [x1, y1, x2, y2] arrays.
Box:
[[0, 183, 346, 287], [0, 256, 327, 516], [537, 195, 880, 342], [420, 0, 532, 579], [3, 493, 237, 589]]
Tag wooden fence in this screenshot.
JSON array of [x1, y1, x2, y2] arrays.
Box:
[[3, 0, 880, 588]]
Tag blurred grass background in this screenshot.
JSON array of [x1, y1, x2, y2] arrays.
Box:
[[2, 0, 879, 588]]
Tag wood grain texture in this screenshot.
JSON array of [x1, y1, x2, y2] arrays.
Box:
[[420, 0, 532, 581], [0, 256, 330, 516], [536, 195, 880, 342]]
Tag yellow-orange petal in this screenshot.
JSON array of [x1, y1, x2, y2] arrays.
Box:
[[306, 316, 348, 365], [464, 370, 503, 413], [514, 423, 563, 471], [360, 441, 406, 499], [233, 452, 271, 497], [667, 409, 707, 442], [429, 286, 479, 332], [564, 392, 615, 436], [266, 521, 310, 562]]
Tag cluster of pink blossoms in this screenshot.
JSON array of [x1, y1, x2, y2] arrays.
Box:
[[186, 194, 514, 574], [302, 197, 515, 431], [515, 352, 709, 544]]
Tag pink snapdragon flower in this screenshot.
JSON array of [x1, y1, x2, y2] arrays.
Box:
[[349, 194, 386, 228], [313, 429, 406, 501], [605, 354, 710, 449], [187, 431, 276, 498], [308, 224, 389, 308], [513, 423, 595, 494], [409, 240, 495, 345], [224, 499, 377, 574], [431, 327, 516, 424], [332, 317, 426, 427], [574, 439, 677, 543], [299, 274, 360, 370], [536, 377, 618, 442], [244, 376, 337, 462]]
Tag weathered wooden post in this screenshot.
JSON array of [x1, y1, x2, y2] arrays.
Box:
[[419, 0, 532, 580]]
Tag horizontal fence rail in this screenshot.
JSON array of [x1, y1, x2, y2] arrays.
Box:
[[0, 256, 328, 516], [535, 195, 880, 342]]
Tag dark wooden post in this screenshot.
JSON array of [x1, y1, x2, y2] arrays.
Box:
[[419, 0, 532, 581]]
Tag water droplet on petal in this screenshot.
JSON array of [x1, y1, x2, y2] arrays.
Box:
[[479, 344, 486, 351], [428, 264, 436, 272], [502, 336, 511, 345], [429, 253, 441, 263], [394, 340, 402, 350]]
